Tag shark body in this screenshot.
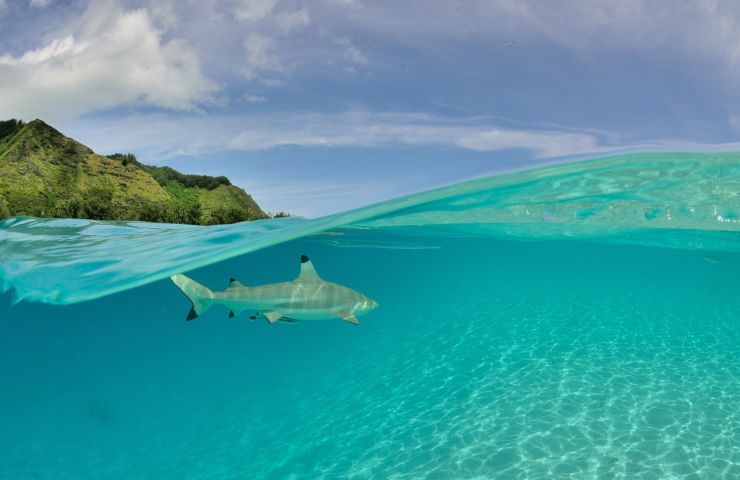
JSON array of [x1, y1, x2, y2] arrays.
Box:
[[170, 255, 378, 325]]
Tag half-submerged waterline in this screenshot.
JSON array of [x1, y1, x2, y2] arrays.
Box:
[[1, 152, 739, 478], [2, 151, 739, 305]]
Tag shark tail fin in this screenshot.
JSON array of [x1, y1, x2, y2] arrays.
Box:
[[170, 274, 214, 321]]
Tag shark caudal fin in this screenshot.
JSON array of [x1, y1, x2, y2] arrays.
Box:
[[170, 274, 214, 321]]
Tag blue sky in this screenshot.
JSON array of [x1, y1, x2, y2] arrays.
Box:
[[2, 0, 740, 216]]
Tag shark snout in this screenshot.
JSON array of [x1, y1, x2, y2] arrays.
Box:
[[364, 297, 379, 312], [353, 296, 379, 315]]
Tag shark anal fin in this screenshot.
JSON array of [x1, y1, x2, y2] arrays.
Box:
[[228, 310, 235, 318], [264, 311, 283, 324], [336, 311, 359, 325]]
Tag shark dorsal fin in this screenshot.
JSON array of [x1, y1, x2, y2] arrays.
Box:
[[298, 254, 321, 282], [229, 278, 245, 288]]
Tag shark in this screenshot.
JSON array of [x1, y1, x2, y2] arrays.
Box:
[[170, 255, 378, 325]]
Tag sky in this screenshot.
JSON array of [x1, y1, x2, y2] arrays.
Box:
[[2, 0, 740, 216]]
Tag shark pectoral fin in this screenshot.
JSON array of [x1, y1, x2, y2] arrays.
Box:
[[336, 311, 359, 325], [264, 311, 283, 324]]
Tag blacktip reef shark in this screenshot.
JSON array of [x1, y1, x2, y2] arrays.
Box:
[[170, 255, 378, 325]]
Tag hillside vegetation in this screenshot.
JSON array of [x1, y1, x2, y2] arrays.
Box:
[[0, 119, 267, 224]]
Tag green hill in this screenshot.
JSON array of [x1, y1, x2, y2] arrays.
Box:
[[0, 119, 267, 224]]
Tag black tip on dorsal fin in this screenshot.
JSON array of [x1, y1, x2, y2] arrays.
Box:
[[228, 310, 235, 318], [186, 307, 198, 321], [300, 254, 309, 263], [229, 277, 236, 284]]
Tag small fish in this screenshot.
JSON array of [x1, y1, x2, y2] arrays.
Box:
[[171, 255, 378, 325], [700, 255, 722, 264]]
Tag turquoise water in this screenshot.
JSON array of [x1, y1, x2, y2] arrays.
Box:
[[1, 152, 739, 478]]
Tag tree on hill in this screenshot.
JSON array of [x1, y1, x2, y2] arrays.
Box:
[[106, 153, 232, 190], [269, 211, 291, 218], [0, 119, 25, 141], [0, 195, 9, 219], [106, 153, 141, 167]]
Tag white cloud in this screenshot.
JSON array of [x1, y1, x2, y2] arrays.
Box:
[[328, 35, 367, 66], [147, 0, 178, 31], [242, 93, 267, 103], [275, 8, 309, 32], [207, 1, 740, 92], [455, 129, 598, 157], [30, 0, 52, 7], [62, 111, 604, 160], [729, 112, 740, 132], [243, 32, 283, 80], [233, 0, 308, 31], [0, 35, 86, 65], [234, 2, 311, 83], [338, 1, 740, 88], [0, 6, 216, 119], [9, 0, 740, 136], [234, 0, 280, 22]]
